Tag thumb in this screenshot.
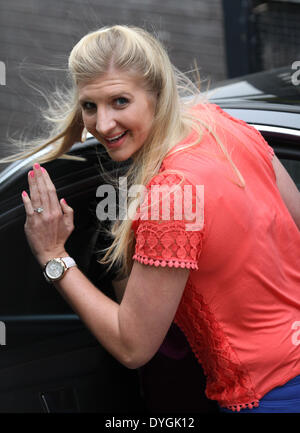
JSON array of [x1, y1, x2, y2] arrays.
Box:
[[60, 198, 74, 218]]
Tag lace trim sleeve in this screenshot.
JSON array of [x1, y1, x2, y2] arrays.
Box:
[[132, 220, 203, 270], [131, 172, 204, 270]]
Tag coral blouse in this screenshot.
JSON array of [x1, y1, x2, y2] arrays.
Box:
[[131, 103, 300, 411]]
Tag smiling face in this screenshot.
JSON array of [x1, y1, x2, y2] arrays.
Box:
[[78, 69, 157, 161]]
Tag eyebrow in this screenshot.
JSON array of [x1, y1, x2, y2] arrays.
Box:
[[78, 98, 92, 105], [79, 92, 132, 104], [78, 96, 93, 104]]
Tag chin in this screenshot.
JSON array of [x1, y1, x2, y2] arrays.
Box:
[[106, 150, 133, 162]]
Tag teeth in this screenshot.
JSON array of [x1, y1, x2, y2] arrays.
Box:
[[107, 131, 127, 142]]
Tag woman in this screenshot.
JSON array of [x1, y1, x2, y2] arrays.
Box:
[[5, 25, 300, 412]]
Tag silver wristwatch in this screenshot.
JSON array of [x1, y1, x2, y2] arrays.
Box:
[[43, 257, 77, 282]]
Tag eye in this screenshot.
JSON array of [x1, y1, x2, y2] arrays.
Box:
[[81, 102, 96, 111], [114, 97, 129, 107]]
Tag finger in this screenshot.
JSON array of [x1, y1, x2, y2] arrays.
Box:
[[33, 163, 50, 211], [21, 190, 34, 217], [60, 198, 74, 227], [41, 166, 62, 213], [28, 170, 42, 210]]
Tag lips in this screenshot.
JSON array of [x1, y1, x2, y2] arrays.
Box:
[[105, 130, 128, 143], [104, 130, 129, 149]]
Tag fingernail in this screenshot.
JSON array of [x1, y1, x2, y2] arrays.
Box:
[[33, 163, 40, 170], [29, 170, 34, 178], [41, 167, 45, 173], [62, 198, 67, 204], [22, 191, 28, 197]]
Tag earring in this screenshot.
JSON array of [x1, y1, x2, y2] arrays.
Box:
[[81, 127, 88, 143]]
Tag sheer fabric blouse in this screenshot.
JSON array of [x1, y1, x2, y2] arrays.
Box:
[[131, 103, 300, 411]]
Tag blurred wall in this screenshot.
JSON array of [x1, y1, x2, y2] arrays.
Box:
[[0, 0, 226, 156]]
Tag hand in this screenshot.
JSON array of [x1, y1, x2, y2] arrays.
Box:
[[21, 163, 74, 266]]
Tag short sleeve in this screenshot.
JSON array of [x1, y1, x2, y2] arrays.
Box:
[[131, 172, 204, 270]]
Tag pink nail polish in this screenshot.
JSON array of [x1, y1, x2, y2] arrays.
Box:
[[41, 167, 45, 173], [33, 163, 40, 169], [29, 170, 34, 178], [62, 198, 67, 204], [22, 191, 28, 197]]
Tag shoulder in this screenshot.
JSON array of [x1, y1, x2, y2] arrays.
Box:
[[132, 168, 204, 237], [147, 170, 185, 188]]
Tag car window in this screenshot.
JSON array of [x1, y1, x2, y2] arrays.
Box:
[[280, 158, 300, 190]]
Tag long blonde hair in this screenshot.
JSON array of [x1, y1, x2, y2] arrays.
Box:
[[1, 25, 245, 278]]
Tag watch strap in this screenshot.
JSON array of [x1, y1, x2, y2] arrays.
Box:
[[61, 256, 76, 269]]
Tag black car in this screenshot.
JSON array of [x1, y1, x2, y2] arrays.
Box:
[[0, 66, 299, 413]]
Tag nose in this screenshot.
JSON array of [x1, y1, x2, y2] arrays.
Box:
[[96, 108, 117, 137]]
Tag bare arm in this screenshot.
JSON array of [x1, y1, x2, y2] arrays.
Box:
[[54, 262, 189, 369], [22, 165, 189, 370], [272, 155, 300, 230], [112, 277, 128, 303]]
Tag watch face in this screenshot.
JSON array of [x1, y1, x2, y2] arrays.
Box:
[[45, 259, 64, 280]]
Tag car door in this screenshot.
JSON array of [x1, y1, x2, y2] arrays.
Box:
[[0, 140, 144, 413], [0, 112, 299, 414]]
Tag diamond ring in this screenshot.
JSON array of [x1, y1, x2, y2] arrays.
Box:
[[34, 207, 44, 214]]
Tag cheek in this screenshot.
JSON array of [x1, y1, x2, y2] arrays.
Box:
[[82, 115, 94, 129], [141, 108, 155, 135], [81, 112, 88, 126]]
